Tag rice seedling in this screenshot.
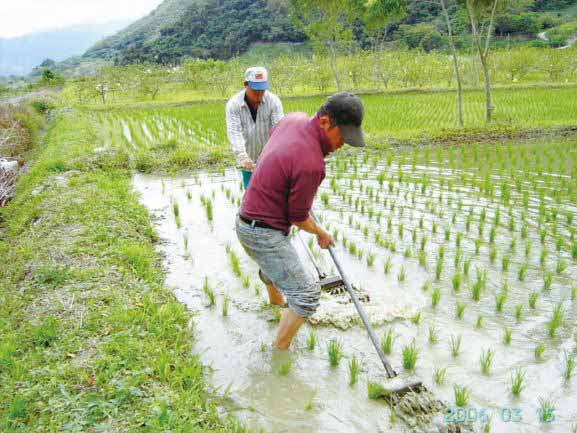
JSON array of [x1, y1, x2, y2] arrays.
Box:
[[397, 266, 406, 282], [204, 199, 213, 221], [428, 325, 438, 344], [489, 247, 497, 264], [556, 258, 567, 275], [525, 241, 532, 257], [348, 356, 360, 386], [564, 351, 576, 381], [381, 328, 394, 355], [538, 397, 555, 424], [476, 314, 483, 329], [444, 226, 451, 241], [222, 295, 229, 316], [453, 385, 470, 407], [228, 250, 242, 277], [431, 287, 441, 308], [421, 280, 430, 292], [456, 302, 466, 320], [515, 304, 523, 323], [495, 291, 507, 313], [534, 343, 545, 360], [480, 348, 494, 375], [501, 255, 510, 272], [418, 250, 427, 268], [172, 200, 180, 218], [510, 368, 525, 397], [277, 361, 292, 376], [433, 367, 447, 385], [306, 331, 317, 351], [403, 247, 411, 258], [509, 237, 517, 252], [489, 226, 496, 243], [452, 273, 462, 292], [475, 239, 481, 255], [435, 258, 443, 281], [383, 256, 392, 274], [402, 340, 419, 370], [471, 270, 486, 302], [183, 234, 189, 251], [411, 312, 421, 325], [572, 243, 577, 259], [463, 257, 472, 276], [543, 272, 553, 290], [571, 286, 577, 301], [366, 252, 376, 267], [450, 335, 462, 357], [540, 248, 548, 267], [547, 303, 564, 338], [205, 287, 216, 307], [518, 263, 528, 281], [503, 328, 512, 345], [327, 339, 343, 367], [367, 382, 387, 400]]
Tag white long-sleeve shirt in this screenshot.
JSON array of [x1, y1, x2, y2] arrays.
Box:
[[225, 89, 284, 166]]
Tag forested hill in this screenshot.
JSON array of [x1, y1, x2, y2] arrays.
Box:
[[83, 0, 577, 65]]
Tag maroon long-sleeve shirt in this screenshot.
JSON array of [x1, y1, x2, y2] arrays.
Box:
[[240, 113, 331, 233]]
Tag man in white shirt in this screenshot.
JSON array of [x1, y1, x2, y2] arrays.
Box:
[[225, 66, 284, 188]]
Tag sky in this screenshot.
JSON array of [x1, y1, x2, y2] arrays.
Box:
[[0, 0, 165, 38]]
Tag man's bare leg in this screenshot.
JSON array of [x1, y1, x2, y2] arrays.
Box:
[[275, 309, 305, 350], [266, 283, 286, 306]]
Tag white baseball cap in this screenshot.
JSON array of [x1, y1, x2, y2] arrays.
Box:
[[244, 66, 269, 90]]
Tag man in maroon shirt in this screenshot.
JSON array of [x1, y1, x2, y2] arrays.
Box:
[[236, 92, 365, 349]]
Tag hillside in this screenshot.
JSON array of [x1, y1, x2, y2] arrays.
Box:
[[74, 0, 577, 66], [84, 0, 200, 60], [0, 21, 129, 77]]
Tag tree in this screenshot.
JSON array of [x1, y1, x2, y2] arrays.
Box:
[[457, 0, 505, 122], [290, 0, 358, 91], [439, 0, 464, 127]]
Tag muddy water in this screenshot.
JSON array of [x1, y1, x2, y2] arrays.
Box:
[[132, 154, 577, 433]]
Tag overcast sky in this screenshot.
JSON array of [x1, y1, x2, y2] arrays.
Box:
[[0, 0, 165, 38]]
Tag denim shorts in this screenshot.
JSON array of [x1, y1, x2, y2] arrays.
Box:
[[235, 215, 320, 318]]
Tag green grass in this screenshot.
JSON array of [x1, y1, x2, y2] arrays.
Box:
[[0, 108, 244, 432]]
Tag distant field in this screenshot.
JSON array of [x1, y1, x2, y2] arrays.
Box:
[[91, 85, 577, 171]]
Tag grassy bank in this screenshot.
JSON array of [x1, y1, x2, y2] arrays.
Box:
[[0, 108, 246, 432]]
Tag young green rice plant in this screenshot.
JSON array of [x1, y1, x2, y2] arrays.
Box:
[[205, 286, 216, 307], [431, 287, 441, 308], [183, 234, 189, 251], [228, 250, 242, 277], [450, 335, 462, 357], [422, 280, 430, 292], [463, 257, 472, 276], [428, 325, 439, 344], [381, 328, 395, 355], [540, 248, 548, 267], [403, 247, 411, 258], [383, 256, 392, 274], [509, 237, 517, 252], [444, 226, 451, 241], [534, 343, 545, 360], [476, 314, 483, 329], [456, 302, 466, 320], [515, 304, 523, 323], [571, 286, 577, 301], [572, 243, 577, 260], [525, 241, 532, 258], [538, 397, 555, 424], [475, 238, 481, 255], [411, 312, 421, 325], [435, 258, 443, 281], [172, 200, 180, 218], [471, 270, 486, 302], [452, 272, 462, 292], [564, 351, 576, 381], [432, 221, 438, 234], [489, 247, 497, 264], [222, 295, 229, 316], [402, 340, 419, 370], [518, 263, 528, 281], [480, 348, 494, 375], [489, 226, 496, 244], [510, 368, 525, 397], [501, 255, 511, 272], [277, 360, 292, 376], [455, 232, 462, 248], [547, 303, 564, 338], [348, 355, 360, 386], [306, 330, 317, 351], [397, 265, 406, 282], [366, 252, 376, 267], [327, 339, 343, 367], [528, 291, 538, 309], [495, 291, 507, 313], [453, 385, 470, 407], [433, 367, 447, 385], [503, 327, 512, 345], [556, 258, 567, 275], [418, 250, 427, 268], [543, 271, 553, 290]]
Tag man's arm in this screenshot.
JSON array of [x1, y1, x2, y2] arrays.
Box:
[[226, 101, 253, 169], [293, 215, 334, 249]]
